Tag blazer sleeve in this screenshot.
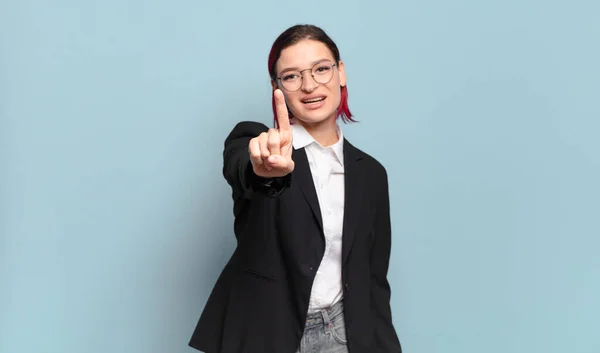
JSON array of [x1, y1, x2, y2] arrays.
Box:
[[370, 166, 402, 353], [222, 121, 292, 200]]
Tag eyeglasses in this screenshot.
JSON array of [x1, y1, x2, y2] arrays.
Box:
[[276, 61, 337, 92]]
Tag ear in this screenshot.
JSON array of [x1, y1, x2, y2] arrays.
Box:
[[337, 60, 347, 87]]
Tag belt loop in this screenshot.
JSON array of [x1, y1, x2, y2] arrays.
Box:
[[321, 308, 333, 331]]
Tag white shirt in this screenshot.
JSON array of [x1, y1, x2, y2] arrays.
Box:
[[291, 122, 345, 313]]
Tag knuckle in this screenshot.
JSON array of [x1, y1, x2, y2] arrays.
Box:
[[248, 140, 257, 152], [268, 135, 280, 146], [259, 137, 269, 149], [249, 148, 260, 159]]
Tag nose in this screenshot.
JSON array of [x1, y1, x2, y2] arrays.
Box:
[[300, 71, 318, 92]]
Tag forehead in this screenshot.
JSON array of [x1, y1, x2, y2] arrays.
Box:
[[276, 39, 334, 72]]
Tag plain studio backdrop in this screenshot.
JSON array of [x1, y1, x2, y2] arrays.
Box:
[[1, 0, 598, 352]]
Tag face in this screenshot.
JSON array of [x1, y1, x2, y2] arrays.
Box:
[[273, 39, 346, 126]]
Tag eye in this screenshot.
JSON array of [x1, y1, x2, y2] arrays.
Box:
[[282, 73, 299, 81], [314, 65, 331, 74]]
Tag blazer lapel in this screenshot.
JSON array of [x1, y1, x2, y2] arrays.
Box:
[[341, 140, 365, 265], [292, 147, 323, 231], [292, 140, 365, 263]]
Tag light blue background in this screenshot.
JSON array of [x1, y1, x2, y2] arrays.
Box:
[[1, 0, 599, 352]]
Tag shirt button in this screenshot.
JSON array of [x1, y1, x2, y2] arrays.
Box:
[[344, 283, 350, 292]]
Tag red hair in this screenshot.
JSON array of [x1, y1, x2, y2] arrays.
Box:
[[267, 24, 356, 128]]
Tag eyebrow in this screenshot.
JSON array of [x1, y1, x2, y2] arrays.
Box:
[[278, 58, 333, 75]]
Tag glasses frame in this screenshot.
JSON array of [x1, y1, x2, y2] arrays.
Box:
[[276, 61, 338, 92]]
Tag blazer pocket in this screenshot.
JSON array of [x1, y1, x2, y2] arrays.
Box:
[[242, 269, 276, 282]]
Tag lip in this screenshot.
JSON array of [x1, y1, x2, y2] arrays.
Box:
[[301, 95, 326, 110], [301, 94, 327, 103]]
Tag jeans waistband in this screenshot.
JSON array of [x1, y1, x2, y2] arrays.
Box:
[[304, 300, 344, 329]]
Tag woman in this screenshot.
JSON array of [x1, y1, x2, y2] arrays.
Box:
[[189, 24, 402, 353]]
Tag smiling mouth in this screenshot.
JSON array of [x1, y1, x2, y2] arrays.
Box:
[[302, 97, 326, 104]]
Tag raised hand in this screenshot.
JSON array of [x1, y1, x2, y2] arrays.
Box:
[[248, 89, 295, 178]]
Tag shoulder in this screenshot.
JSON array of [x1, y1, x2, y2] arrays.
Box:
[[345, 139, 389, 182], [226, 121, 270, 141]]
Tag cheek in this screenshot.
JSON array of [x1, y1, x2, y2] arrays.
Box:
[[327, 84, 342, 106], [284, 94, 303, 116], [287, 95, 301, 107]]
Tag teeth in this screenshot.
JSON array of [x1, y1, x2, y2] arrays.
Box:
[[304, 97, 324, 103]]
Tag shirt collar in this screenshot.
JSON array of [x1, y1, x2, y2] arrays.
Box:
[[291, 120, 345, 166]]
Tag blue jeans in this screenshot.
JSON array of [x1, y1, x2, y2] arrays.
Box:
[[296, 300, 349, 353]]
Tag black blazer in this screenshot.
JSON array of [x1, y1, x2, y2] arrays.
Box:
[[189, 121, 402, 353]]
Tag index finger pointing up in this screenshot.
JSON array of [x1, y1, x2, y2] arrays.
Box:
[[274, 89, 291, 131]]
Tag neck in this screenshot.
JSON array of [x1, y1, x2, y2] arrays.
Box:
[[296, 116, 340, 147]]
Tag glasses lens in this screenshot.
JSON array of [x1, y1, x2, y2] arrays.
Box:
[[280, 72, 301, 91], [312, 62, 334, 84]]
